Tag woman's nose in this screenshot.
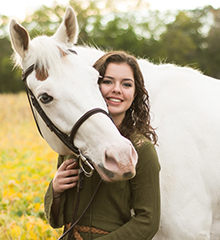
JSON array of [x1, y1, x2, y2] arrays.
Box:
[[112, 83, 121, 94]]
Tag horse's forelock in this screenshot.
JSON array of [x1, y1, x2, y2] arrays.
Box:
[[32, 37, 67, 77], [35, 46, 67, 81]]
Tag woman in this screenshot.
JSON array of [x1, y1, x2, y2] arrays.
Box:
[[44, 51, 160, 239]]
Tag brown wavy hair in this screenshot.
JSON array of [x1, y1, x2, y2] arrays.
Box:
[[93, 51, 158, 145]]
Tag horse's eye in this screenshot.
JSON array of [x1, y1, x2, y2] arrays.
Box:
[[39, 93, 53, 104]]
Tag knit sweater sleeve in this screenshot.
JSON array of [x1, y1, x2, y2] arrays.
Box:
[[97, 136, 161, 240], [44, 155, 67, 228]]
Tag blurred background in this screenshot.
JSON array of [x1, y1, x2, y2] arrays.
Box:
[[1, 0, 220, 93], [1, 1, 220, 238]]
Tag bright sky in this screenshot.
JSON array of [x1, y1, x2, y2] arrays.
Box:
[[1, 0, 220, 21]]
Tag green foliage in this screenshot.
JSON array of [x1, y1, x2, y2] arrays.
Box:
[[158, 11, 202, 67], [203, 7, 220, 78], [0, 37, 24, 93], [1, 1, 220, 93]]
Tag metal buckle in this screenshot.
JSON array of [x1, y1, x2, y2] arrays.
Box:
[[78, 150, 94, 177]]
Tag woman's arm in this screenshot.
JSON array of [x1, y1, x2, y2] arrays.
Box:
[[98, 141, 160, 240], [44, 157, 79, 227]]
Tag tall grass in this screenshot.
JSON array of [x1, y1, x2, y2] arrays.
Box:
[[0, 93, 63, 239]]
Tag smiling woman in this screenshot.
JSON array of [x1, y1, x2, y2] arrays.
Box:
[[44, 50, 160, 240], [100, 62, 136, 126]]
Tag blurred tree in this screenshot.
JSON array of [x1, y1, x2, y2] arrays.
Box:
[[204, 7, 220, 78], [0, 15, 24, 93], [22, 5, 66, 38], [0, 37, 24, 93], [158, 10, 204, 68], [70, 1, 168, 59], [1, 1, 220, 93]]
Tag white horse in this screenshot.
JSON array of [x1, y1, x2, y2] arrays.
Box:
[[9, 6, 220, 240], [9, 8, 138, 182]]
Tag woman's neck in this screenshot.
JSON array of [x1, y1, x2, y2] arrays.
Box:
[[111, 113, 125, 127]]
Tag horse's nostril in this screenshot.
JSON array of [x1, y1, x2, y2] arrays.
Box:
[[98, 163, 115, 179], [123, 172, 134, 179]]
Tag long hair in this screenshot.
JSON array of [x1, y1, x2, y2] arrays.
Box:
[[93, 51, 158, 145]]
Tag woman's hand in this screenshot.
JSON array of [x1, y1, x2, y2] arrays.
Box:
[[52, 158, 79, 197]]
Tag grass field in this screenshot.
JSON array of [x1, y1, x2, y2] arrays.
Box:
[[0, 93, 63, 239]]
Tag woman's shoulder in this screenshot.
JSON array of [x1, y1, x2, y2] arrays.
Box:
[[129, 132, 159, 165], [129, 132, 154, 152], [129, 132, 160, 181]]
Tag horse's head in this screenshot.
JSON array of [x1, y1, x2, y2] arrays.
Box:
[[9, 7, 138, 182]]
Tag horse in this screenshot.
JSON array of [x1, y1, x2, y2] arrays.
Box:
[[9, 6, 220, 240], [9, 7, 138, 182]]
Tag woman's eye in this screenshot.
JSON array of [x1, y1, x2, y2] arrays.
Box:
[[102, 80, 112, 85], [39, 93, 53, 104], [123, 83, 132, 87]]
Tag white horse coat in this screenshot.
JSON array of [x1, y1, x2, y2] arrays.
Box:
[[10, 6, 220, 240], [74, 42, 220, 240], [139, 61, 220, 240]]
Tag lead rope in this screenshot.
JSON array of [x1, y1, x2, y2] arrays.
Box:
[[67, 168, 84, 240], [58, 169, 103, 240]]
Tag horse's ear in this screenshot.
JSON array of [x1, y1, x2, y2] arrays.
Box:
[[9, 19, 30, 59], [53, 6, 78, 47]]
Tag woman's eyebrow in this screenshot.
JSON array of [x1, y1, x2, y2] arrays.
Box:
[[122, 78, 134, 82], [104, 76, 134, 82], [103, 75, 114, 79]]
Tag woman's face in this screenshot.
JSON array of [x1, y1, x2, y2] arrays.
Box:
[[100, 62, 135, 126]]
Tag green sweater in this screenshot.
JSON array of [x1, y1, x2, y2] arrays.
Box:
[[44, 133, 160, 239]]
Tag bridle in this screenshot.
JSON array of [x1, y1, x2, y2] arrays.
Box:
[[21, 49, 114, 239], [21, 50, 112, 177]]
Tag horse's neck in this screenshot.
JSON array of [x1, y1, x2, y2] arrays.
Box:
[[74, 46, 105, 66]]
